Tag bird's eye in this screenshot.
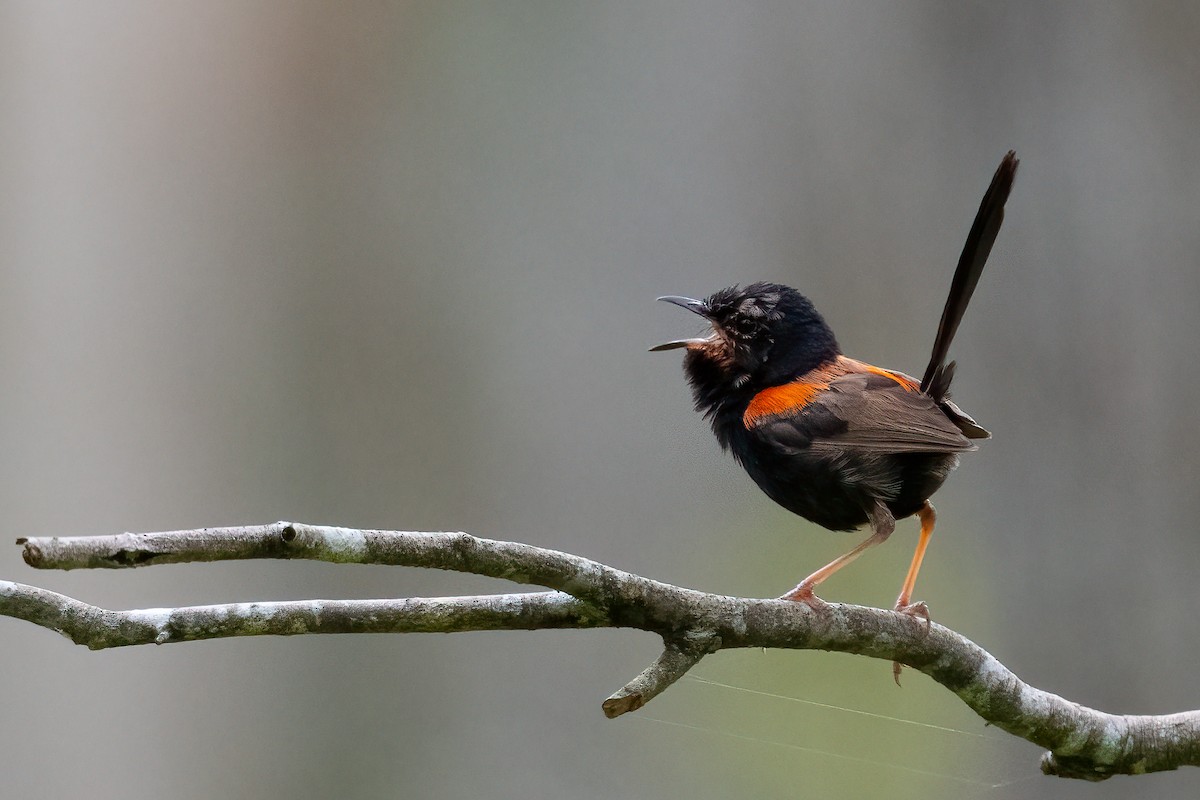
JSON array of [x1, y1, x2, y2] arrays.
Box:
[[735, 318, 756, 335]]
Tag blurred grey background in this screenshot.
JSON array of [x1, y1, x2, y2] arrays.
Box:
[[2, 2, 1199, 798]]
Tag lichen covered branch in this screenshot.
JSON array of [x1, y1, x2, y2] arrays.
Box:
[[0, 582, 606, 649], [8, 521, 1200, 780]]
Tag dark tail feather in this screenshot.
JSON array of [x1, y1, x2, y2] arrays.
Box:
[[920, 151, 1019, 397]]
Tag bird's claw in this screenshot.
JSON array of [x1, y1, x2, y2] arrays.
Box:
[[892, 601, 931, 686], [896, 600, 931, 630], [780, 583, 828, 611]]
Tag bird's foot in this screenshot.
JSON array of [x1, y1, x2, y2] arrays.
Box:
[[895, 600, 931, 628], [892, 600, 932, 686], [779, 582, 828, 611]]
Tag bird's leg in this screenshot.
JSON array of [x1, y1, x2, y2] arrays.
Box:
[[781, 502, 895, 607], [892, 501, 936, 685], [894, 501, 936, 618]]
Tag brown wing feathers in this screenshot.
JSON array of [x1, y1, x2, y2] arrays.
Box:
[[743, 356, 919, 427], [744, 356, 978, 454], [810, 375, 977, 454]]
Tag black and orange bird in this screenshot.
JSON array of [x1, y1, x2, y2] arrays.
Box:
[[653, 152, 1017, 630]]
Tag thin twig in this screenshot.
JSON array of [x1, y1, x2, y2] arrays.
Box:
[[603, 634, 719, 717]]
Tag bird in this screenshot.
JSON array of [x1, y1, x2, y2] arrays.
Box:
[[652, 152, 1017, 643]]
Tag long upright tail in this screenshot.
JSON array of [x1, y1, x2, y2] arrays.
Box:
[[920, 151, 1019, 398]]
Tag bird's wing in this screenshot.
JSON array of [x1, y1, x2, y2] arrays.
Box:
[[750, 371, 976, 456], [815, 372, 977, 453]]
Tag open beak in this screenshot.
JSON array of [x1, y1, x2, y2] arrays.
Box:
[[657, 295, 709, 315], [650, 295, 711, 352]]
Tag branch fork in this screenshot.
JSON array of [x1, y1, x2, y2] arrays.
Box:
[[5, 521, 1199, 781]]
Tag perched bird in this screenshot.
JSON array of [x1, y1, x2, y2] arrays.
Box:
[[653, 152, 1018, 634]]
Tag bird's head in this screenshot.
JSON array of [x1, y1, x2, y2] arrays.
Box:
[[652, 282, 840, 411]]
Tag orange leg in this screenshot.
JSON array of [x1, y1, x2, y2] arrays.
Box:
[[894, 501, 936, 613], [892, 501, 936, 685], [781, 502, 895, 605]]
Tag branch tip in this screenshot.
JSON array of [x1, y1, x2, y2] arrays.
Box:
[[602, 694, 644, 719], [20, 541, 41, 567], [605, 638, 710, 719]]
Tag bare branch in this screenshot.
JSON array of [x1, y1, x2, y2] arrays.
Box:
[[0, 581, 607, 648], [18, 522, 679, 620], [603, 634, 718, 718], [9, 521, 1200, 781]]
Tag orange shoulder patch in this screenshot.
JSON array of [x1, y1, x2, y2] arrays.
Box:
[[743, 381, 827, 427], [742, 358, 921, 429]]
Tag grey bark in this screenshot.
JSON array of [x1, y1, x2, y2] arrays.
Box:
[[5, 521, 1197, 781]]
